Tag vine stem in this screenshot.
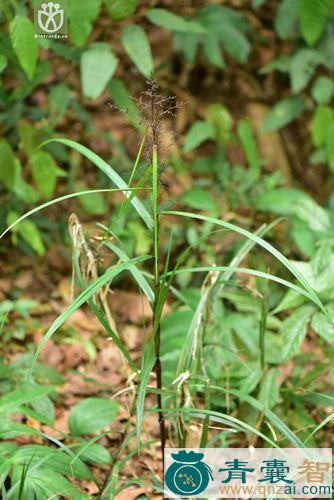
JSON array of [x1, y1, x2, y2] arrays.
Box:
[[152, 144, 166, 465]]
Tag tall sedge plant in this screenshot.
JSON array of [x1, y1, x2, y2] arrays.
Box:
[[0, 82, 330, 497]]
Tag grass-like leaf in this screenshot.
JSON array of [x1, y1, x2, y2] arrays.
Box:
[[73, 244, 138, 372], [168, 266, 314, 301], [39, 138, 153, 230], [28, 256, 150, 379], [162, 210, 325, 312], [0, 188, 143, 240]]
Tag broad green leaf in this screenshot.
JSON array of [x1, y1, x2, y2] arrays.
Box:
[[290, 49, 323, 93], [260, 55, 291, 74], [69, 0, 101, 47], [256, 188, 309, 215], [0, 54, 7, 74], [311, 105, 334, 146], [198, 5, 250, 34], [239, 365, 262, 394], [9, 16, 38, 79], [298, 0, 329, 45], [18, 122, 44, 157], [0, 387, 53, 416], [203, 34, 225, 68], [291, 218, 316, 257], [237, 119, 260, 177], [218, 23, 250, 63], [69, 398, 119, 435], [180, 188, 217, 213], [325, 122, 334, 171], [311, 309, 334, 344], [76, 183, 106, 214], [127, 220, 151, 254], [30, 394, 55, 425], [174, 32, 201, 63], [294, 198, 330, 233], [146, 8, 206, 34], [104, 0, 138, 20], [71, 443, 111, 465], [206, 103, 233, 145], [0, 139, 20, 190], [109, 78, 141, 129], [7, 211, 45, 256], [81, 44, 118, 99], [31, 151, 59, 198], [275, 0, 299, 39], [183, 121, 215, 152], [198, 5, 250, 63], [281, 305, 315, 361], [262, 97, 306, 132], [12, 445, 90, 480], [311, 76, 334, 104], [48, 83, 71, 123], [258, 368, 281, 409], [9, 467, 80, 498], [121, 24, 153, 78]]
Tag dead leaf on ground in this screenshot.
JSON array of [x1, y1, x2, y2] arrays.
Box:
[[115, 486, 146, 500]]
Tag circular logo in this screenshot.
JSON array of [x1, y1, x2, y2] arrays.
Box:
[[165, 450, 213, 496], [38, 2, 64, 33]]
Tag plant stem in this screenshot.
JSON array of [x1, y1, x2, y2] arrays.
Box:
[[152, 144, 166, 462], [152, 144, 159, 283]]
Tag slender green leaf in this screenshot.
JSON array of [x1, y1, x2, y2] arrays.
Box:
[[104, 241, 154, 303], [39, 138, 153, 229], [167, 266, 314, 301], [162, 211, 324, 312], [237, 119, 260, 178], [28, 255, 150, 378], [0, 189, 140, 240], [192, 383, 305, 447], [258, 368, 281, 409]]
